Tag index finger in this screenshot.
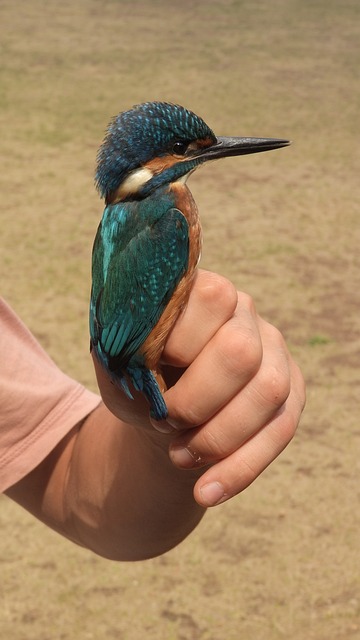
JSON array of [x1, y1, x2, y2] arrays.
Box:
[[163, 292, 263, 430], [162, 269, 238, 367]]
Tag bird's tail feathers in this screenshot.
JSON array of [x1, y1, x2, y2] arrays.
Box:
[[92, 342, 168, 420], [92, 341, 135, 400], [127, 366, 168, 421]]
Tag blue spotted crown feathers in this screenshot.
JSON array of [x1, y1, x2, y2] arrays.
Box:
[[95, 102, 215, 200]]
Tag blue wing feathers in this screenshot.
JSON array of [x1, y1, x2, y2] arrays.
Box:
[[90, 194, 189, 419], [91, 200, 189, 365]]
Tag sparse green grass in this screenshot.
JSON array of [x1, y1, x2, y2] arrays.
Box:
[[1, 1, 360, 638], [308, 334, 332, 347]]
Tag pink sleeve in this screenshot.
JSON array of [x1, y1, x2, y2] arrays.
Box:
[[0, 298, 100, 492]]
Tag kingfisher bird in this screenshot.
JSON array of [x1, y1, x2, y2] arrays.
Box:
[[90, 101, 289, 420]]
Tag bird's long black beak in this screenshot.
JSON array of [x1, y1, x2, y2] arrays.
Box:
[[195, 136, 291, 161]]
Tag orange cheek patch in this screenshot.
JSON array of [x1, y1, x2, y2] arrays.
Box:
[[145, 155, 180, 174]]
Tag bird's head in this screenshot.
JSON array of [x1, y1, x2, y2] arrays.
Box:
[[95, 101, 289, 204]]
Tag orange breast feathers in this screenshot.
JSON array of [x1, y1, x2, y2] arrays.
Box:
[[140, 181, 202, 385]]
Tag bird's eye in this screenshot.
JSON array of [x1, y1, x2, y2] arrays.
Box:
[[172, 141, 189, 156]]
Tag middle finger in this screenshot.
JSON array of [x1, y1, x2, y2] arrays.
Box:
[[169, 322, 291, 468]]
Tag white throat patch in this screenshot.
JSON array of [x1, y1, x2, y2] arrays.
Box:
[[118, 166, 153, 197]]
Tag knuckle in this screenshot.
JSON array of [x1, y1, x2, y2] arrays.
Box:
[[218, 322, 262, 379], [272, 365, 291, 405], [197, 427, 230, 461], [197, 271, 238, 320], [263, 321, 286, 348], [237, 290, 257, 315], [259, 363, 291, 409]]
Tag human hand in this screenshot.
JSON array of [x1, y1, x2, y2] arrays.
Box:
[[93, 269, 305, 508]]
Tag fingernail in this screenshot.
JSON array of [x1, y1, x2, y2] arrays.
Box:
[[166, 417, 183, 430], [152, 420, 177, 434], [199, 482, 226, 507], [170, 445, 199, 468]]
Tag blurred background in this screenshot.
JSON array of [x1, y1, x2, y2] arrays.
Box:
[[1, 1, 359, 638]]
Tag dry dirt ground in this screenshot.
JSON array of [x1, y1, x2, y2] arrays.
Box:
[[1, 1, 359, 638]]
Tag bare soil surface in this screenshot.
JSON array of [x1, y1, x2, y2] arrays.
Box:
[[1, 1, 359, 638]]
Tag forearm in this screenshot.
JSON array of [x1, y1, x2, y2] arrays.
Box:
[[6, 403, 205, 561]]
